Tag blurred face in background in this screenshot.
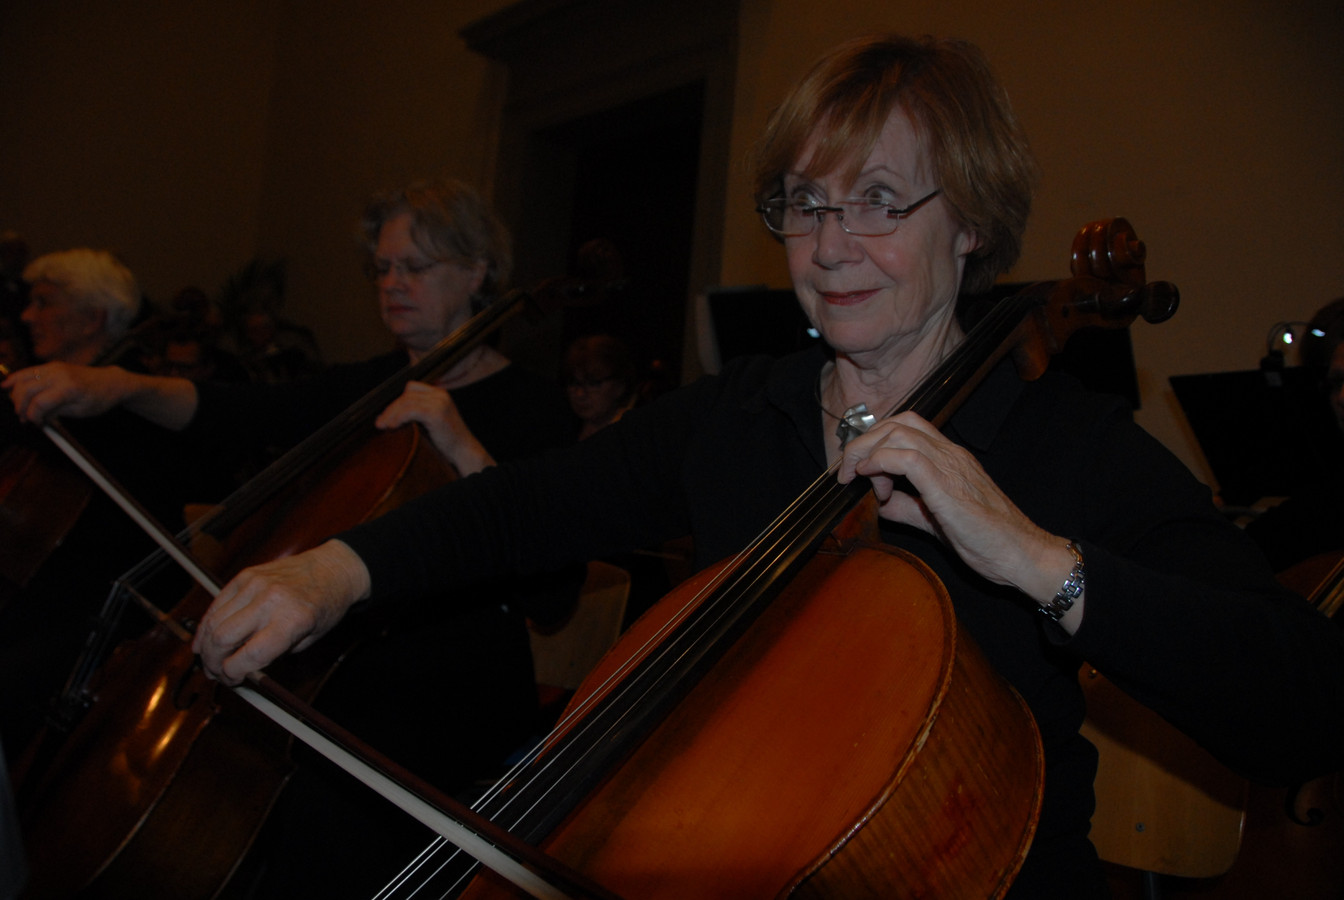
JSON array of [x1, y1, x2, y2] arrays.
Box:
[[21, 280, 106, 363], [566, 368, 627, 430]]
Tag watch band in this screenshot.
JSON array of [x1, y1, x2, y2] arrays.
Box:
[[1039, 541, 1084, 621]]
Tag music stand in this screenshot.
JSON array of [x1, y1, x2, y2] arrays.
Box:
[[1170, 366, 1342, 506]]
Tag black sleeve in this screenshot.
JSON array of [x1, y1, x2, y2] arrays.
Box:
[[1043, 394, 1344, 784], [185, 353, 405, 455], [337, 370, 724, 603]]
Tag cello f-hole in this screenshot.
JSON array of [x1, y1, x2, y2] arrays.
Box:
[[172, 658, 203, 710]]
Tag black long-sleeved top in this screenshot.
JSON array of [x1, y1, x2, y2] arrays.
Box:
[[188, 350, 578, 476], [341, 343, 1344, 896]]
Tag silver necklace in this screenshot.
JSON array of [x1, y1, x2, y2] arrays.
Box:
[[815, 374, 877, 446]]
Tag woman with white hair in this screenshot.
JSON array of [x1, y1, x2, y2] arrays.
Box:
[[20, 248, 141, 365]]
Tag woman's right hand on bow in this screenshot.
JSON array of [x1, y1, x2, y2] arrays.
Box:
[[193, 539, 372, 685]]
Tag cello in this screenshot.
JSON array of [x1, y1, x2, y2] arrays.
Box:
[[13, 284, 558, 899], [233, 218, 1175, 899]]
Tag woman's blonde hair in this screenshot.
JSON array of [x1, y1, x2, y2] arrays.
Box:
[[752, 35, 1038, 295]]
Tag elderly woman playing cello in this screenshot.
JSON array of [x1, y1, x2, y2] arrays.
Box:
[[192, 36, 1344, 897]]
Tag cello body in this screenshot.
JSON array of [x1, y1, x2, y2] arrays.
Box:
[[460, 535, 1043, 899], [0, 441, 92, 594], [15, 423, 454, 899], [0, 363, 95, 598]]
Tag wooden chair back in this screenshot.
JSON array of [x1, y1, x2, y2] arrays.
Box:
[[1081, 665, 1247, 878], [530, 561, 631, 693]]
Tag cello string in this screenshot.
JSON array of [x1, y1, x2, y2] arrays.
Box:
[[47, 300, 530, 712], [377, 398, 915, 893], [481, 462, 854, 775], [47, 294, 526, 710], [494, 292, 1036, 786], [372, 469, 862, 897], [1311, 558, 1344, 618]]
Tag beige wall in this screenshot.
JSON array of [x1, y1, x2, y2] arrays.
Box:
[[0, 2, 280, 309], [3, 1, 1341, 488]]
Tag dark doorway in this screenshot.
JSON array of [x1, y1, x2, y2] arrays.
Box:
[[504, 82, 703, 389], [559, 83, 701, 385], [462, 0, 738, 387]]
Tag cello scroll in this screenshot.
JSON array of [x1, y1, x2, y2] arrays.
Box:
[[1010, 217, 1179, 381]]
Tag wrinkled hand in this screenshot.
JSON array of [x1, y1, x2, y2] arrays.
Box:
[[837, 411, 1065, 600], [375, 381, 493, 475], [193, 540, 371, 685], [3, 362, 130, 424]]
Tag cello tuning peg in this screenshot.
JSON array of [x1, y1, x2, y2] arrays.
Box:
[[1138, 282, 1180, 324]]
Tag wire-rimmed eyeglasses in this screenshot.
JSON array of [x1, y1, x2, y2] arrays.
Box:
[[756, 188, 942, 238], [364, 257, 446, 283]]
